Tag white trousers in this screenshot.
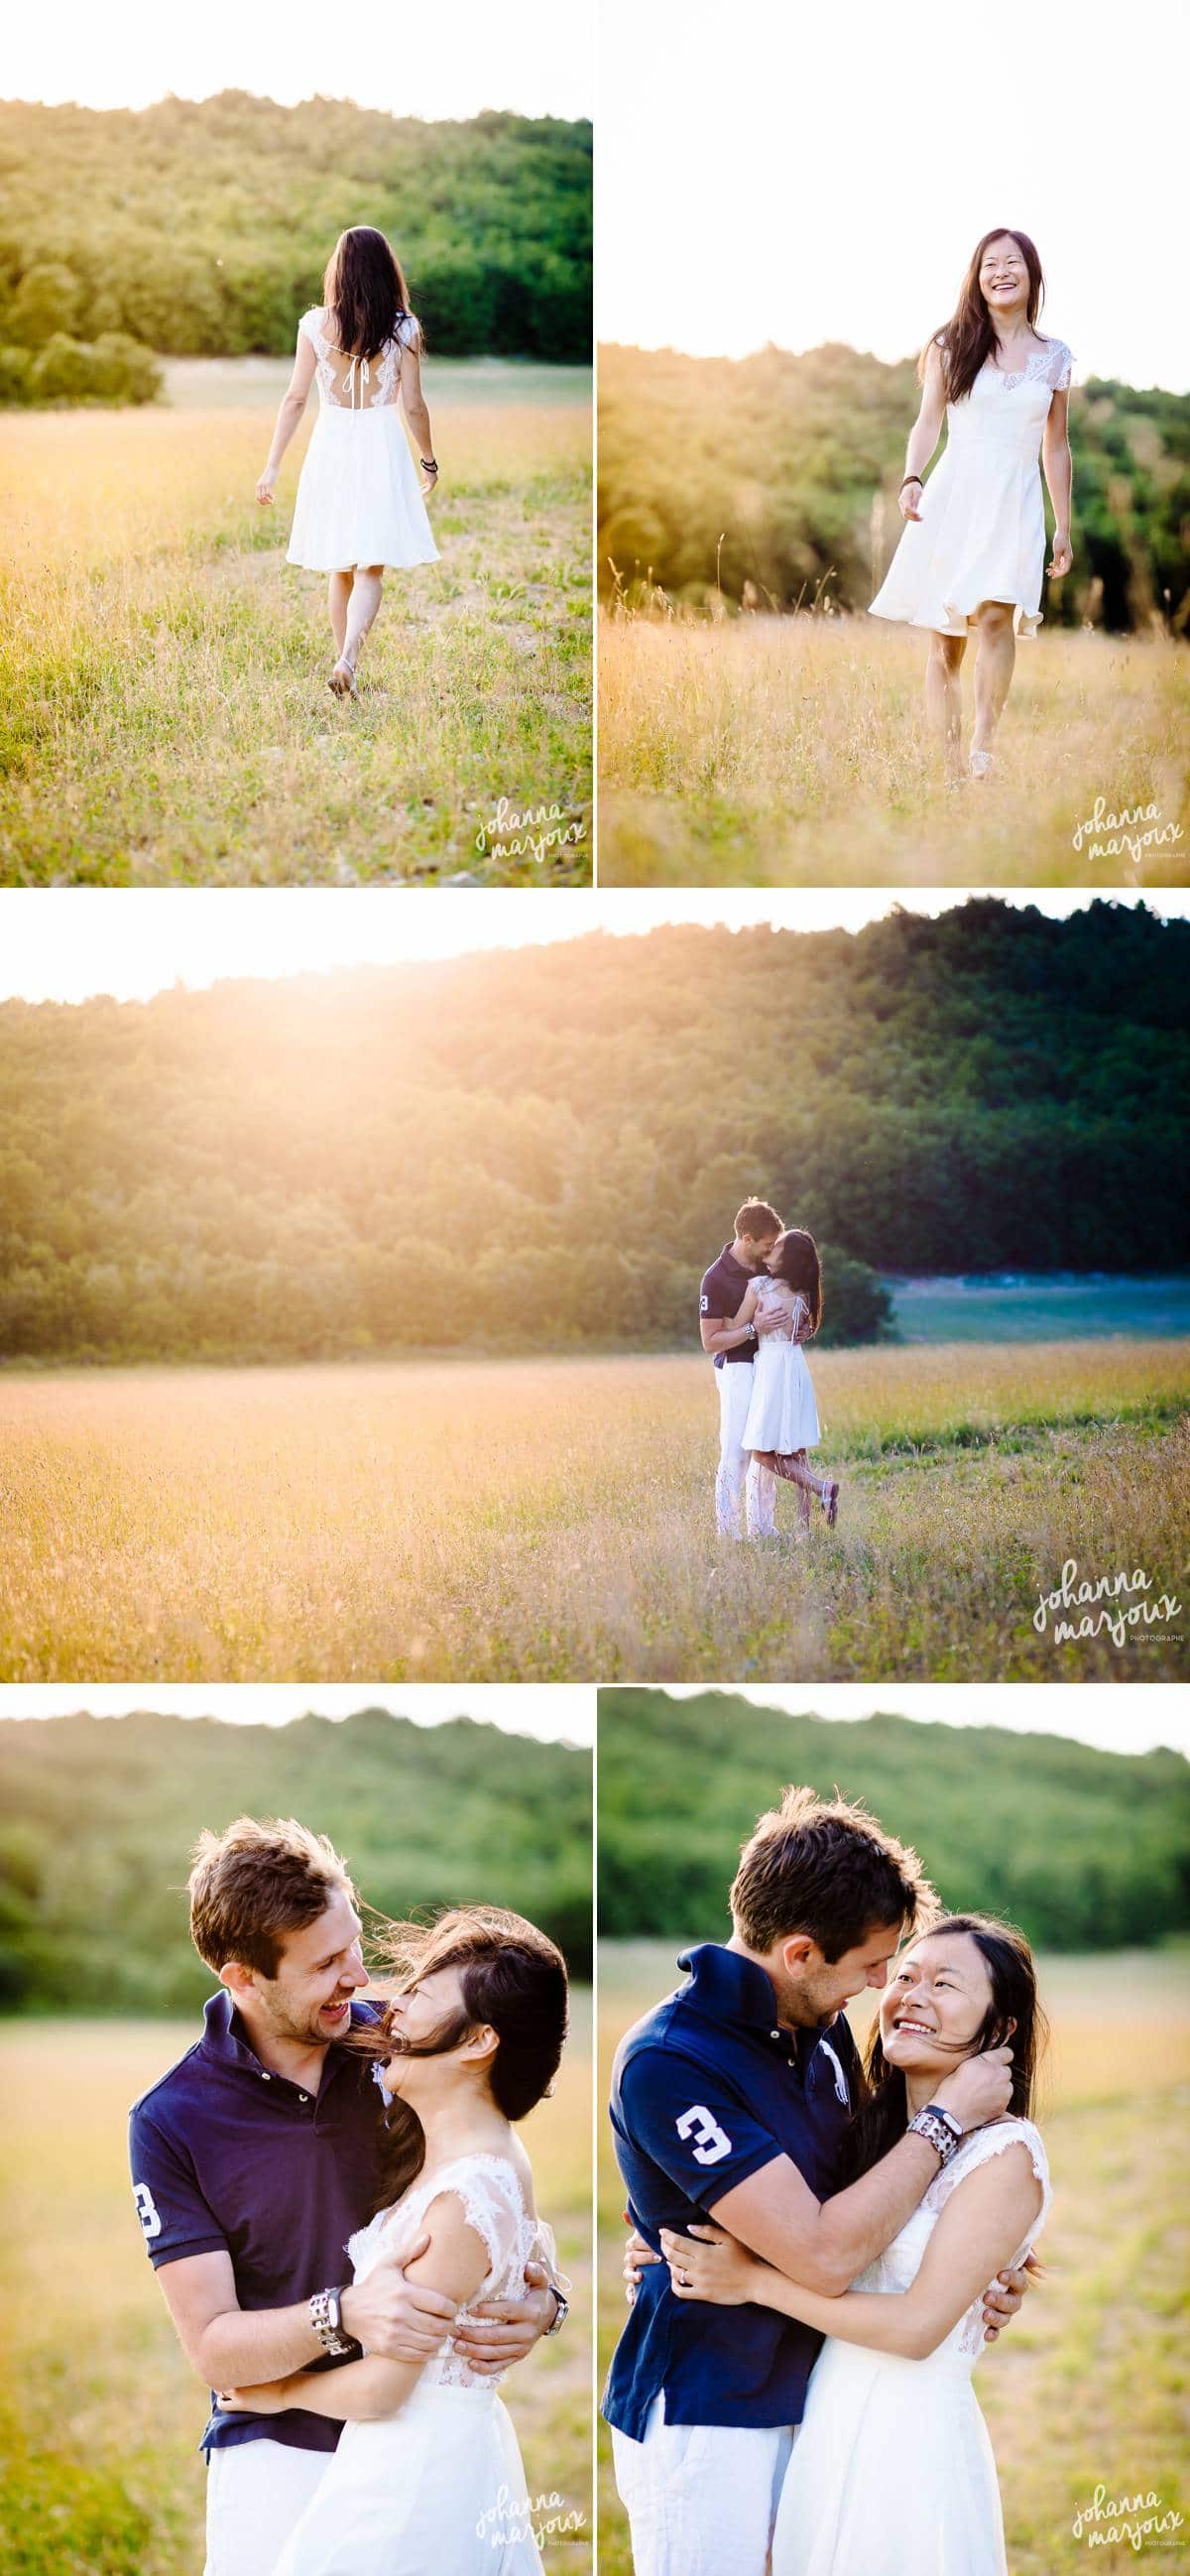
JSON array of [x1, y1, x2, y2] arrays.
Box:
[[204, 2438, 330, 2576], [716, 1362, 774, 1536], [612, 2394, 794, 2576]]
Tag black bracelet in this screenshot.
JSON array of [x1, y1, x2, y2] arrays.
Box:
[[420, 457, 438, 473], [900, 474, 923, 491]]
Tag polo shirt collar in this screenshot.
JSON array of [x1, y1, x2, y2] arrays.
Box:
[[198, 1986, 380, 2081], [677, 1942, 843, 2075], [677, 1941, 782, 2031]]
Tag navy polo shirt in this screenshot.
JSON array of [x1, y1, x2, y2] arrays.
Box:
[[700, 1244, 762, 1369], [129, 1989, 388, 2456], [602, 1943, 862, 2440]]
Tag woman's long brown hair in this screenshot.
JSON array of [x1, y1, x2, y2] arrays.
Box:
[[322, 226, 415, 361], [346, 1905, 568, 2213], [922, 228, 1046, 404]]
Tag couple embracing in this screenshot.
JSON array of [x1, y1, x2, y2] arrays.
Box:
[[129, 1817, 571, 2575], [701, 1199, 840, 1541], [604, 1786, 1050, 2576]]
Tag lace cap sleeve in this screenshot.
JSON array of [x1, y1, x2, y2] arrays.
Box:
[[396, 310, 422, 355], [927, 2118, 1051, 2243], [424, 2154, 526, 2294], [1050, 339, 1073, 391]]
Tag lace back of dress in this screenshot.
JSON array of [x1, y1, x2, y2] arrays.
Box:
[[303, 308, 414, 410]]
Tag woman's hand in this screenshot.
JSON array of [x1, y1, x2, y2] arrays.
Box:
[[623, 2227, 660, 2306], [1047, 529, 1072, 577], [420, 464, 440, 499], [255, 471, 277, 508], [898, 479, 923, 523], [217, 2378, 293, 2414], [659, 2222, 764, 2306]]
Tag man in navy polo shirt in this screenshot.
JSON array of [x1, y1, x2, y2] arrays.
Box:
[[130, 1816, 562, 2576], [603, 1787, 1023, 2576], [699, 1197, 787, 1539]]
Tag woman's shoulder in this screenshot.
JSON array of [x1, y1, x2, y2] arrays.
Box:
[[953, 2115, 1049, 2194], [1037, 332, 1074, 383], [393, 310, 421, 350], [298, 306, 330, 339]]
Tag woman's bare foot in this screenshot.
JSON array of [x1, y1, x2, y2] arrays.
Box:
[[329, 656, 358, 699]]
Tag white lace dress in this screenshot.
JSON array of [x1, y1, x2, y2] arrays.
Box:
[[270, 2152, 546, 2576], [772, 2119, 1052, 2576], [870, 337, 1073, 639], [286, 305, 440, 574], [741, 1284, 821, 1453]]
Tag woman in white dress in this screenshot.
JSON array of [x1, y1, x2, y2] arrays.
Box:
[[870, 227, 1074, 781], [256, 226, 440, 697], [219, 1905, 569, 2576], [661, 1914, 1050, 2576], [720, 1228, 839, 1538]]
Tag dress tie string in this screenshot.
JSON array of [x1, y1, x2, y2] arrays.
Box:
[[343, 352, 371, 411]]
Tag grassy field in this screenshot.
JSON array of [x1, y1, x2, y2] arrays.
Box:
[[0, 2004, 593, 2575], [598, 609, 1190, 884], [0, 1342, 1185, 1681], [597, 1944, 1190, 2576], [0, 361, 591, 885]]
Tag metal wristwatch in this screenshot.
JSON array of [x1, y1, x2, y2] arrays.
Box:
[[542, 2285, 569, 2338], [309, 2284, 358, 2357], [907, 2102, 964, 2166]]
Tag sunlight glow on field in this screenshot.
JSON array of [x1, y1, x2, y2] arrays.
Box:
[[0, 1343, 1185, 1681]]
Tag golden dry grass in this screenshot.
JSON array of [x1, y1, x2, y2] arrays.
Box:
[[0, 383, 591, 884], [0, 2004, 593, 2574], [598, 610, 1190, 884], [0, 1342, 1184, 1682], [596, 1945, 1190, 2576]]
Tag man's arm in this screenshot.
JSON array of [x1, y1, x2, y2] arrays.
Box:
[[666, 2145, 1043, 2360], [700, 1282, 783, 1357], [220, 2197, 490, 2423], [707, 2046, 1015, 2295], [155, 2234, 456, 2389]]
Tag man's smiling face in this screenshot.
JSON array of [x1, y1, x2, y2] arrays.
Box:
[[239, 1887, 369, 2047]]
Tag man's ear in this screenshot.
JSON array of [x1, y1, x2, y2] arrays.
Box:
[[219, 1959, 257, 2003], [779, 1934, 815, 1979]]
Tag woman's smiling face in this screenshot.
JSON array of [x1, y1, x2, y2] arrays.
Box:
[[879, 1929, 999, 2077], [979, 235, 1027, 313]]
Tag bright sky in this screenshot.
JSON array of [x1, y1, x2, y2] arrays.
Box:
[[598, 0, 1189, 391], [3, 0, 592, 119], [2, 889, 1185, 1006], [0, 1686, 594, 1747], [650, 1685, 1189, 1759]]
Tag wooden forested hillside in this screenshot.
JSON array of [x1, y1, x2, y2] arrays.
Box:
[[597, 1691, 1190, 1952], [0, 1709, 593, 2008], [0, 94, 592, 362], [599, 340, 1190, 633], [0, 901, 1186, 1362]]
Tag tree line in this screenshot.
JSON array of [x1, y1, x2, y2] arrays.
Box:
[[0, 94, 592, 405], [598, 1691, 1190, 1953], [0, 900, 1185, 1366], [600, 340, 1190, 635], [0, 1709, 593, 2011]]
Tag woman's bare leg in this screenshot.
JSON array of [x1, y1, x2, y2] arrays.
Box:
[[342, 565, 385, 670], [329, 569, 354, 656], [924, 632, 968, 777], [971, 601, 1015, 761], [768, 1448, 839, 1528]]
